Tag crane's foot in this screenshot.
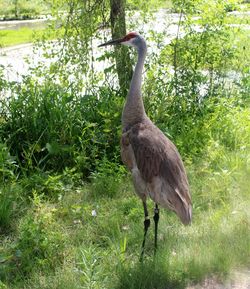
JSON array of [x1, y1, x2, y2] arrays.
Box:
[[139, 216, 150, 262], [153, 204, 159, 256]]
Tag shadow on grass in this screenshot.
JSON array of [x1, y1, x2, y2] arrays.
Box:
[[115, 257, 187, 289], [115, 214, 250, 289]]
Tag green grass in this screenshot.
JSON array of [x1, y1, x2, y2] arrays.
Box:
[[0, 138, 249, 288], [0, 27, 43, 47], [0, 26, 62, 47], [0, 85, 249, 288]]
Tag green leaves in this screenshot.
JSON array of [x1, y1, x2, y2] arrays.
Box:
[[0, 76, 124, 176], [0, 142, 17, 182]]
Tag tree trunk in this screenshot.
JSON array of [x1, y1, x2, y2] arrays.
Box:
[[110, 0, 133, 95], [13, 0, 18, 19]]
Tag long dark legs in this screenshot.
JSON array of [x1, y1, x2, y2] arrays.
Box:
[[140, 202, 160, 261], [140, 201, 150, 262], [153, 204, 160, 255]]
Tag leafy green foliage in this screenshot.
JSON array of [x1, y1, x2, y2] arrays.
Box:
[[1, 79, 123, 176], [0, 142, 17, 182], [143, 0, 249, 158], [0, 0, 249, 288]]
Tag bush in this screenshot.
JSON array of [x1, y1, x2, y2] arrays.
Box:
[[0, 78, 123, 176]]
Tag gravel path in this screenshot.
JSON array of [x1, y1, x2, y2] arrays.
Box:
[[187, 270, 250, 289]]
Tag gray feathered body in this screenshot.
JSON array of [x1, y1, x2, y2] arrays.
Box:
[[121, 117, 192, 225]]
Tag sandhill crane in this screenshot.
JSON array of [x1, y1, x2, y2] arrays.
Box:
[[99, 32, 192, 260]]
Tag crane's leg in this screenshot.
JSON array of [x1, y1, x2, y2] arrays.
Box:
[[153, 204, 159, 255], [140, 201, 150, 262]]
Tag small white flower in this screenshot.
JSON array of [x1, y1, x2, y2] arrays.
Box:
[[73, 219, 81, 224], [91, 210, 97, 217], [122, 225, 129, 231]]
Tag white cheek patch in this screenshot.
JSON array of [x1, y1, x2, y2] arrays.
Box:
[[122, 39, 134, 46]]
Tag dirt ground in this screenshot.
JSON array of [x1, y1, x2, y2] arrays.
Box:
[[187, 270, 250, 289]]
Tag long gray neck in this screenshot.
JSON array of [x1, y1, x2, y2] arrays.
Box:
[[122, 39, 147, 129]]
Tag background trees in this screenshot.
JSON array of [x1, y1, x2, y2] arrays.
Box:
[[110, 0, 133, 93]]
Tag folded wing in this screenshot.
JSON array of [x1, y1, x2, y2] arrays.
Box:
[[129, 122, 192, 225]]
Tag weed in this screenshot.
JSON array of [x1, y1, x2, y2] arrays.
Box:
[[0, 188, 14, 232], [90, 157, 126, 198], [0, 182, 25, 233], [7, 193, 67, 278], [0, 142, 18, 182]]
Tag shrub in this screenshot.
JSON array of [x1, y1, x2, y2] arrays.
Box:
[[0, 78, 123, 176]]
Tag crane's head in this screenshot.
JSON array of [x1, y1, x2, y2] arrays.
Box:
[[98, 32, 142, 48]]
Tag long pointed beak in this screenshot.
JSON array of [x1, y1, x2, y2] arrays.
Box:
[[98, 38, 123, 47]]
